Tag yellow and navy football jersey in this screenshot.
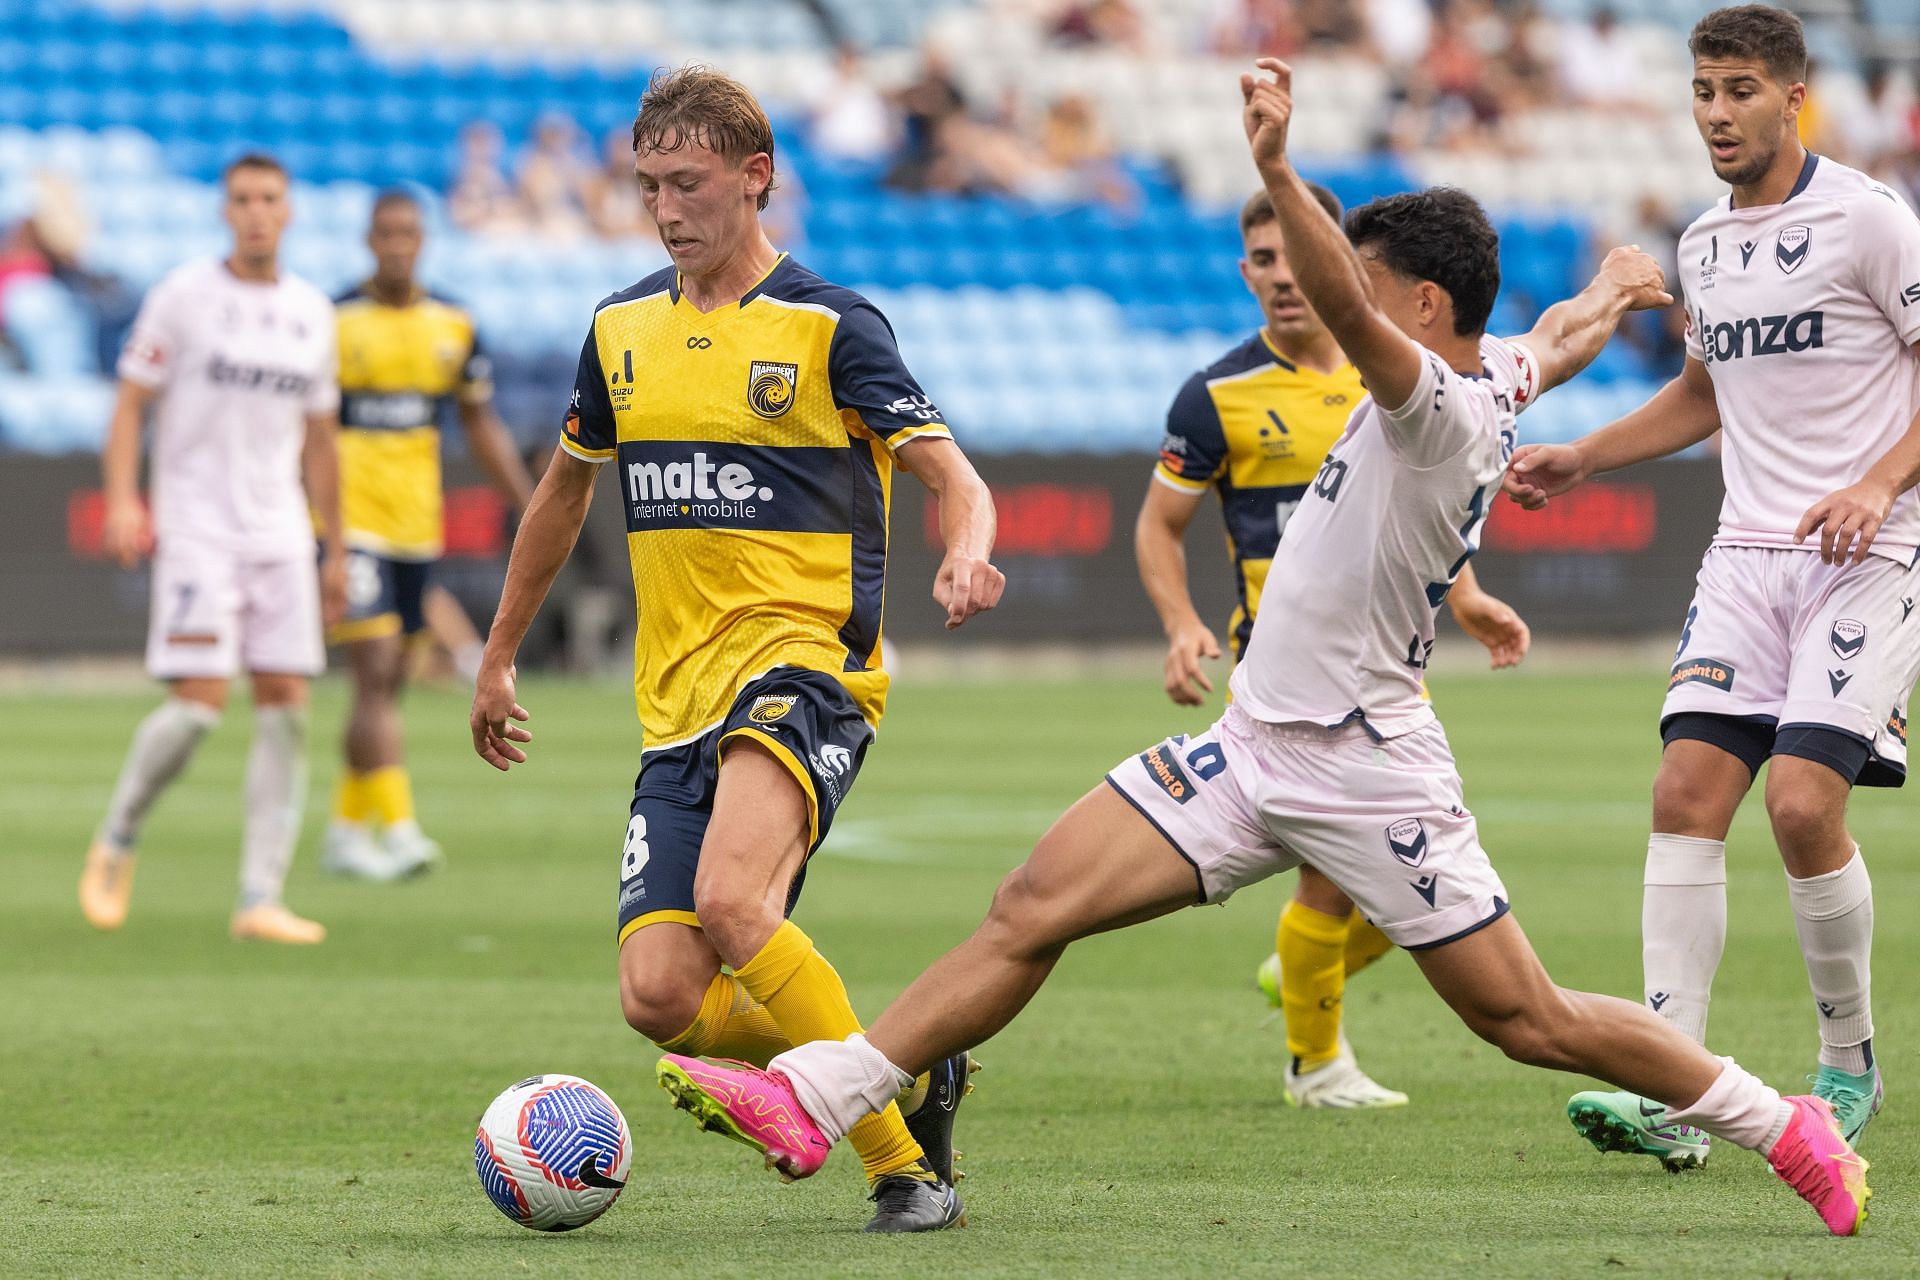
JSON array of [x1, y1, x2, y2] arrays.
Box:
[[560, 254, 952, 748], [1154, 331, 1364, 654], [334, 283, 492, 561]]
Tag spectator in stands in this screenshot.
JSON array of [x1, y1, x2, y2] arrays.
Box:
[[1211, 0, 1304, 59], [0, 175, 135, 374], [1387, 0, 1508, 152], [517, 114, 592, 240], [1032, 93, 1140, 211], [447, 121, 523, 235], [1845, 63, 1916, 175], [582, 127, 655, 240], [1364, 0, 1432, 68], [1557, 5, 1645, 110], [1612, 193, 1688, 371], [809, 45, 897, 163], [885, 45, 971, 192], [1049, 0, 1149, 52]]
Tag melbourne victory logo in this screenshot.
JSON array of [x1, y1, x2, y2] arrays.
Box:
[[748, 360, 799, 419]]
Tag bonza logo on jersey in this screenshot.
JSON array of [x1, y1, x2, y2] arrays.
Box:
[[1695, 309, 1824, 364]]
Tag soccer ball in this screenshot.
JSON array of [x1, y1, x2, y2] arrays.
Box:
[[474, 1074, 632, 1231]]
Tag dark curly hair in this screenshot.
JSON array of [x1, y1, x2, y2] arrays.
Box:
[[1343, 187, 1501, 338]]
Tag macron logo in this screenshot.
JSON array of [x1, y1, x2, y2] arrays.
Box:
[[627, 452, 774, 504]]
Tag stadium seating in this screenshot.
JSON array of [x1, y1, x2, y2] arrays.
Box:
[[0, 0, 1903, 457]]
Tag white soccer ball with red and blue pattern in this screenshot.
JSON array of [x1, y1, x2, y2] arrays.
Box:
[[474, 1074, 631, 1231]]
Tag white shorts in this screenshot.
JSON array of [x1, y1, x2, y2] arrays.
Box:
[[1105, 704, 1509, 950], [145, 541, 323, 680], [1663, 546, 1920, 784]]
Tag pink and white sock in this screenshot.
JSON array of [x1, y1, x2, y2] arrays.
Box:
[[770, 1034, 913, 1145], [1666, 1057, 1793, 1154]]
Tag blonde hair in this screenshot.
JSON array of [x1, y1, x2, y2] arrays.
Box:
[[632, 65, 778, 210]]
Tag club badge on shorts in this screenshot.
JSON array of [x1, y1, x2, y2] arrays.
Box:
[[1830, 618, 1867, 661], [749, 694, 797, 724], [1386, 817, 1428, 868]]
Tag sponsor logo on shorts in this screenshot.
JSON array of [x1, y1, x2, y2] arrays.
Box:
[[807, 744, 856, 807], [1889, 710, 1909, 746], [1385, 817, 1428, 868], [1139, 744, 1194, 805], [749, 695, 797, 724], [1669, 658, 1736, 692], [1830, 619, 1868, 660], [1830, 669, 1854, 696], [1411, 873, 1439, 907]]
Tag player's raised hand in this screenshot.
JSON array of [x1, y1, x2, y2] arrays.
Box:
[[1503, 442, 1590, 509], [1240, 58, 1294, 174], [1796, 480, 1894, 565], [102, 494, 155, 568], [1163, 621, 1222, 705], [1596, 245, 1674, 312], [934, 549, 1005, 630], [1449, 587, 1531, 669], [470, 661, 534, 771]]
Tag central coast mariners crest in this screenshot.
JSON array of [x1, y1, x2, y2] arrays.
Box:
[[1386, 817, 1428, 868], [747, 360, 799, 419], [1775, 224, 1811, 275], [749, 694, 798, 724]]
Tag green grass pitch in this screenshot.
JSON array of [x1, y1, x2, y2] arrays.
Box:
[[5, 665, 1915, 1277]]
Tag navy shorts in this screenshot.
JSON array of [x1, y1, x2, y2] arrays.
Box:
[[615, 667, 874, 945], [337, 549, 431, 641]]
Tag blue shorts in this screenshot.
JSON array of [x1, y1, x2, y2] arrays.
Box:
[[615, 667, 874, 946], [335, 549, 431, 642]]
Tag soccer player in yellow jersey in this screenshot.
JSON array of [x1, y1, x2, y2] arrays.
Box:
[[1135, 185, 1531, 1108], [324, 191, 533, 880], [469, 67, 1003, 1233]]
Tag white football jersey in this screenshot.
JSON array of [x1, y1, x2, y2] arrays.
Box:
[[119, 258, 339, 557], [1679, 155, 1920, 558], [1231, 336, 1537, 737]]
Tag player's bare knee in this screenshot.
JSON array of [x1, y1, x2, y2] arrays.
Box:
[[618, 971, 703, 1044], [689, 886, 780, 969], [1763, 785, 1844, 861], [1650, 763, 1735, 838], [979, 864, 1071, 959]]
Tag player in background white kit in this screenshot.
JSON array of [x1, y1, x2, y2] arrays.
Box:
[[652, 60, 1873, 1236], [78, 153, 347, 945], [1507, 5, 1920, 1165]]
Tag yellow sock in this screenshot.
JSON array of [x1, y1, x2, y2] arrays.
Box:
[[333, 771, 371, 824], [1345, 915, 1394, 976], [364, 765, 414, 826], [657, 973, 790, 1067], [1277, 900, 1350, 1071], [734, 921, 926, 1182]]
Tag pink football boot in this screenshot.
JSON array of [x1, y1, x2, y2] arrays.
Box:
[[657, 1054, 833, 1181], [1767, 1095, 1871, 1236]]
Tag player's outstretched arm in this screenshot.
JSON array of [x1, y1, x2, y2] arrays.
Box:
[[302, 410, 348, 626], [1241, 58, 1424, 413], [1504, 357, 1720, 510], [458, 398, 536, 516], [469, 445, 599, 770], [897, 437, 1005, 630], [1797, 342, 1920, 565], [1446, 561, 1529, 670], [1511, 247, 1672, 395], [1134, 481, 1221, 704], [100, 378, 158, 568]]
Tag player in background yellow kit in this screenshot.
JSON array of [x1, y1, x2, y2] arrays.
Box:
[[470, 68, 1001, 1232], [1135, 186, 1531, 1108], [324, 192, 533, 880]]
